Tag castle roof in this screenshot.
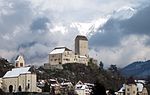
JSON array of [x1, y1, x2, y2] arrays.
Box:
[[50, 47, 72, 54], [75, 35, 88, 41]]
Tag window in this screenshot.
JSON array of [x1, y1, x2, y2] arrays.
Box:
[[127, 88, 130, 91], [18, 86, 22, 92], [28, 83, 30, 89], [16, 63, 18, 67], [20, 63, 23, 67], [9, 85, 13, 93], [66, 59, 70, 61]]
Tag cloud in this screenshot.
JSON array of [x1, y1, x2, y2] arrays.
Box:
[[0, 0, 56, 64], [30, 17, 50, 31], [0, 0, 150, 67], [89, 4, 150, 48], [121, 5, 150, 35], [89, 4, 150, 67]]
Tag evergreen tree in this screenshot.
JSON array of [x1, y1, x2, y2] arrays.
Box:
[[91, 81, 107, 95], [43, 82, 50, 92], [99, 61, 104, 70]]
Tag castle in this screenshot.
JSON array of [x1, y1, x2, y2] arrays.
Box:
[[45, 35, 89, 67]]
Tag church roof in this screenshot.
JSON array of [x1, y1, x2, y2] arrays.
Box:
[[3, 67, 31, 78], [15, 55, 24, 62]]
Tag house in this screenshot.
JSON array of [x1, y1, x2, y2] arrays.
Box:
[[118, 79, 148, 95], [61, 80, 73, 88], [60, 80, 74, 94], [37, 80, 45, 88], [75, 81, 91, 95], [84, 83, 94, 91], [1, 67, 41, 93], [49, 79, 61, 94]]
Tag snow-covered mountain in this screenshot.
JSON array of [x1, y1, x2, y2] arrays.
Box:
[[70, 17, 108, 36], [86, 6, 136, 36], [112, 6, 136, 20], [51, 6, 136, 37]]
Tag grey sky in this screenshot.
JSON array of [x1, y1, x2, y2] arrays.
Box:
[[0, 0, 150, 67]]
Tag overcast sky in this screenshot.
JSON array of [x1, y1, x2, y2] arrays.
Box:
[[0, 0, 150, 67]]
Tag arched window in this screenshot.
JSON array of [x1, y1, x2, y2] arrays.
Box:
[[18, 86, 22, 92], [9, 85, 13, 93]]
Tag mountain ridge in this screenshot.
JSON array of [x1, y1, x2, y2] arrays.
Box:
[[121, 60, 150, 78]]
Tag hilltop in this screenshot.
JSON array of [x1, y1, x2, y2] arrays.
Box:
[[36, 62, 124, 91], [0, 57, 124, 91], [121, 60, 150, 78]]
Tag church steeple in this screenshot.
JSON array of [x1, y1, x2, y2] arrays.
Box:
[[15, 55, 25, 68]]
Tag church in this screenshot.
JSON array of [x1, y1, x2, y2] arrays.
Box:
[[0, 55, 41, 93]]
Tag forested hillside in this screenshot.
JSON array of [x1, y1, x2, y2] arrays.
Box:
[[37, 62, 124, 91], [0, 58, 14, 77]]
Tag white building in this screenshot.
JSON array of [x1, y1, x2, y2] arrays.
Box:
[[118, 80, 148, 95], [61, 81, 73, 88], [49, 47, 75, 65], [49, 79, 61, 94], [2, 67, 41, 93], [48, 47, 89, 66], [46, 35, 89, 67], [75, 81, 91, 95]]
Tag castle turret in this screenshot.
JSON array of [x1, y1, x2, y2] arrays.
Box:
[[75, 35, 88, 57]]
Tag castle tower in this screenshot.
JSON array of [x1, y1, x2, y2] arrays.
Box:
[[75, 35, 88, 57], [15, 55, 25, 68]]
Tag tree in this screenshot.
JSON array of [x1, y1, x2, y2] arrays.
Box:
[[99, 61, 104, 70], [108, 89, 116, 95], [108, 64, 118, 73], [43, 82, 50, 92], [91, 81, 107, 95], [51, 87, 55, 95]]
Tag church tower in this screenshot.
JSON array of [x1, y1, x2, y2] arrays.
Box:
[[75, 35, 88, 57], [15, 55, 25, 68]]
